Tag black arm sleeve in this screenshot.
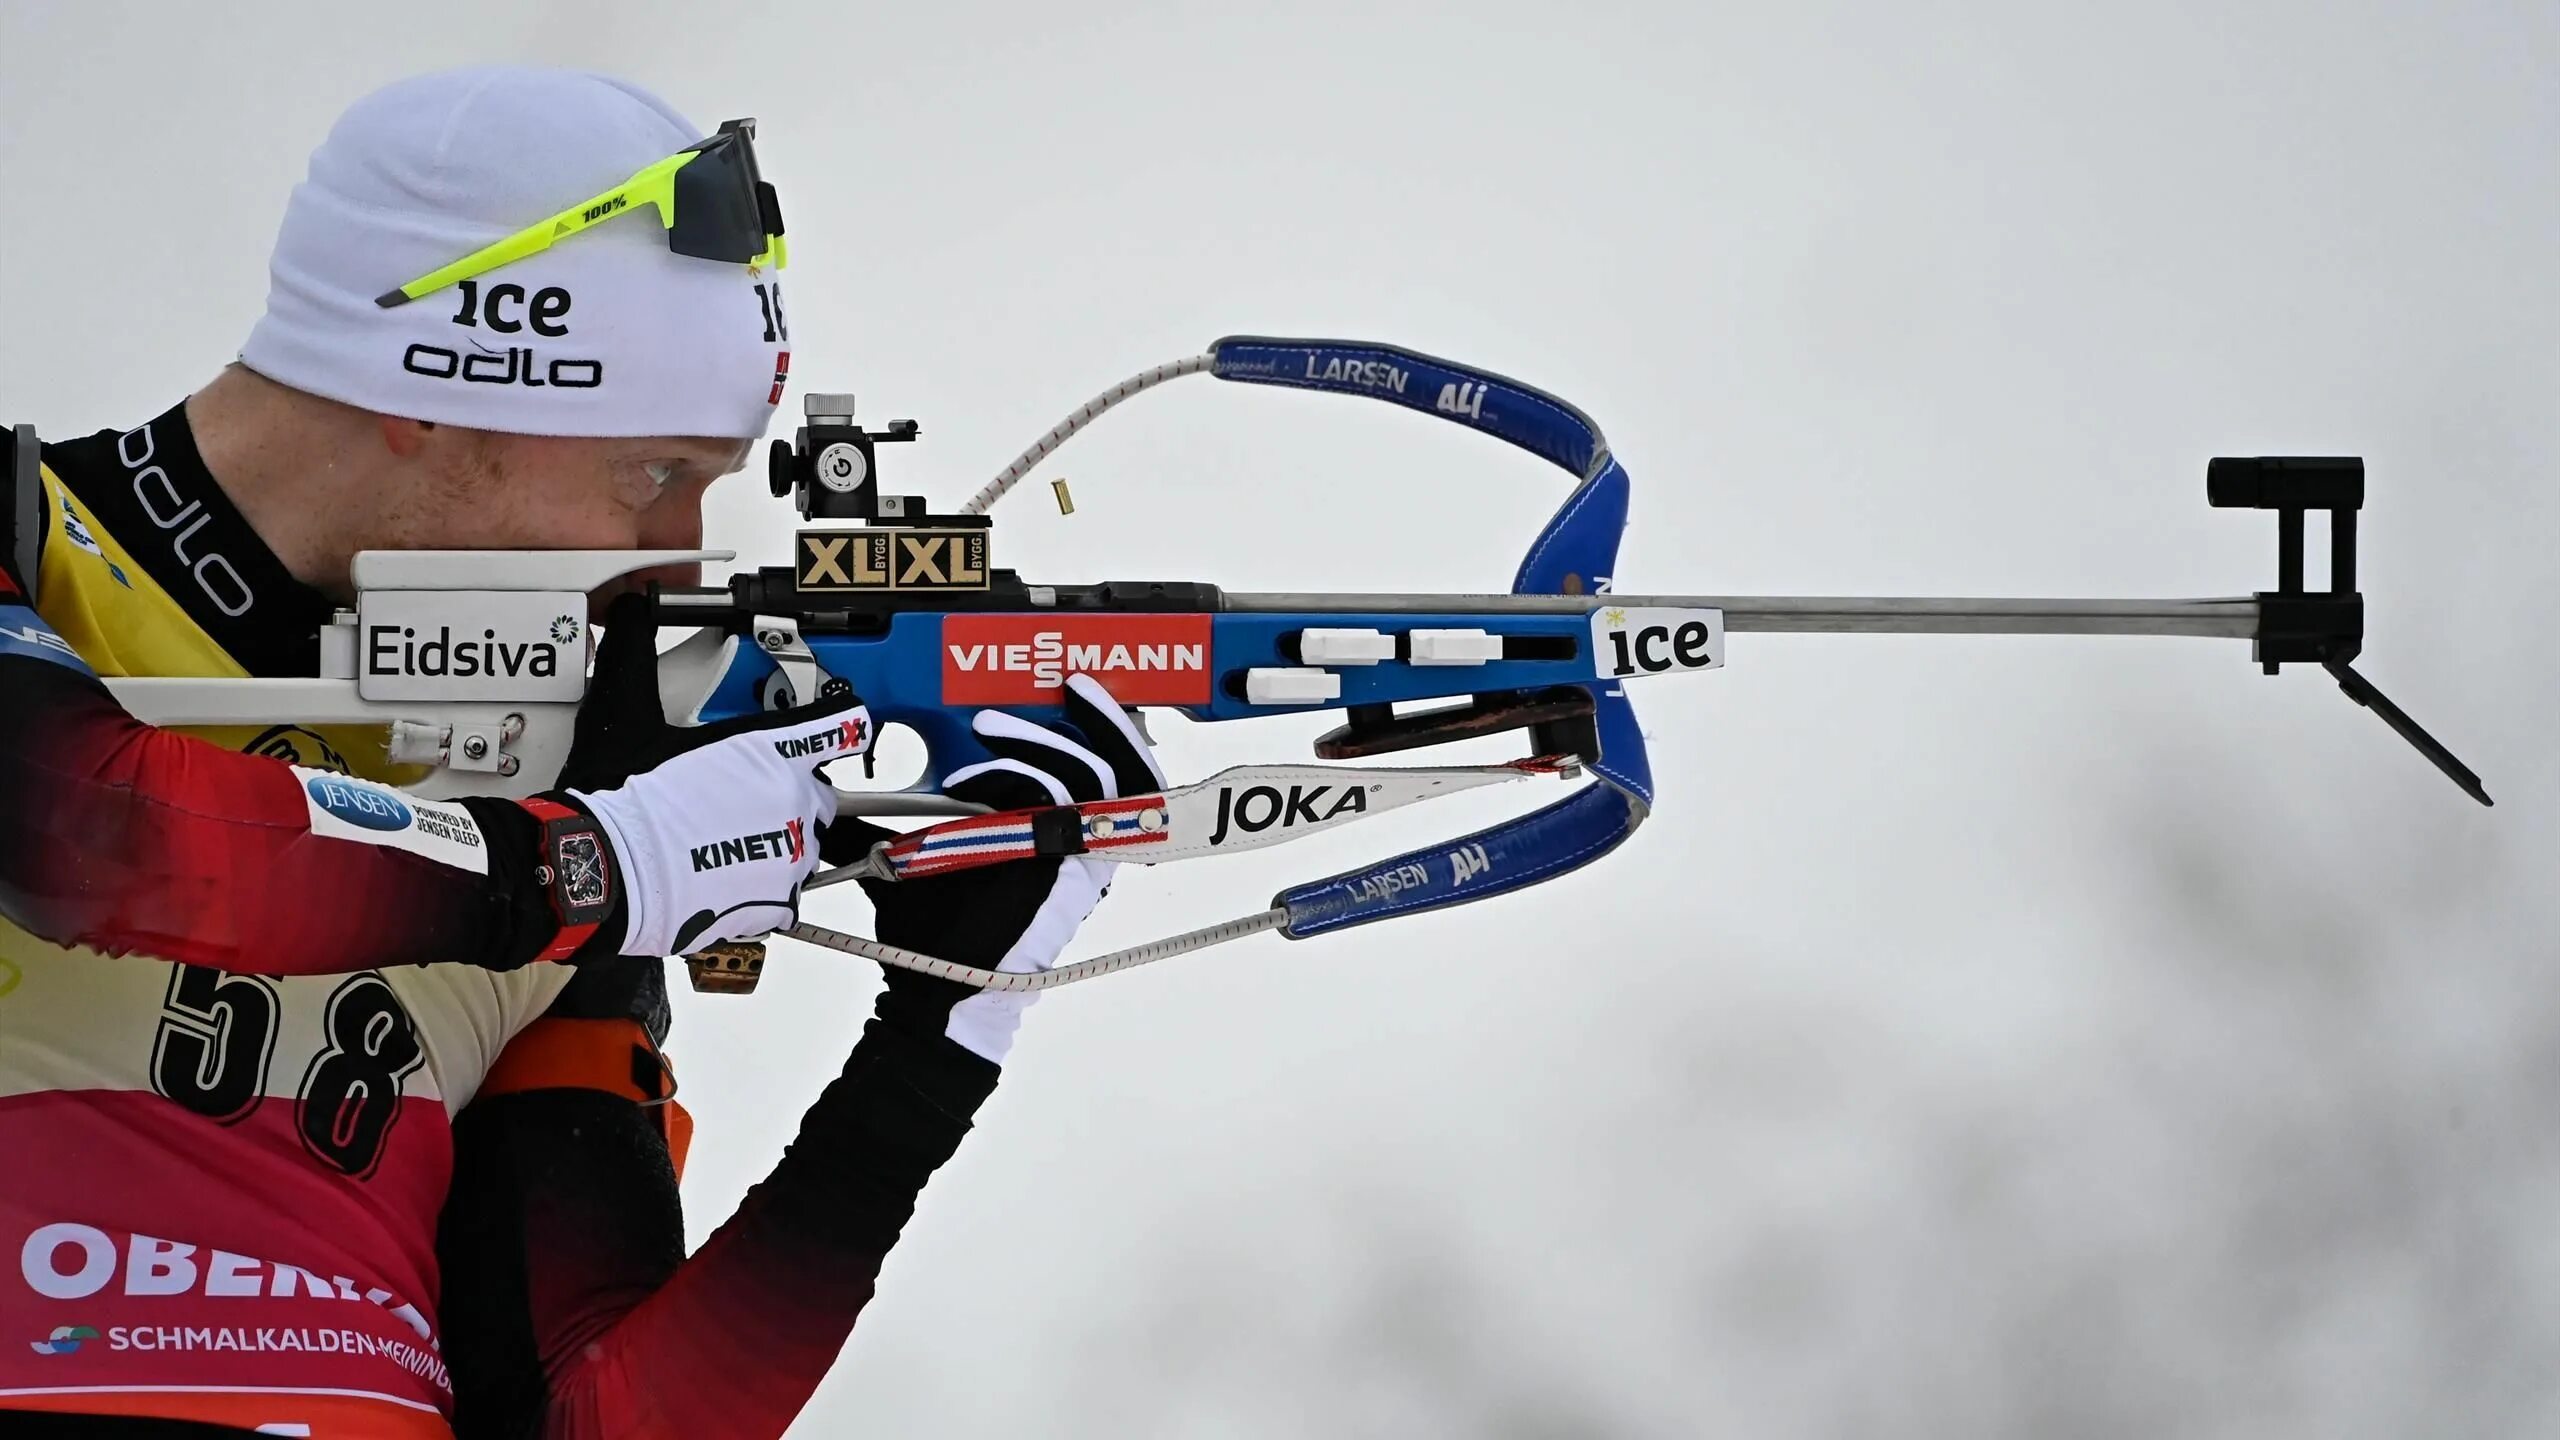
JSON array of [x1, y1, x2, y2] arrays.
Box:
[[437, 1011, 999, 1440]]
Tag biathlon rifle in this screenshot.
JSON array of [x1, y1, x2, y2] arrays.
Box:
[[97, 336, 2491, 994]]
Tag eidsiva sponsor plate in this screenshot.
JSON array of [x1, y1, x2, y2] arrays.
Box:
[[356, 589, 588, 703]]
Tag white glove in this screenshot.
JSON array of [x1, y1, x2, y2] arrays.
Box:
[[535, 594, 870, 959], [573, 703, 856, 956], [851, 674, 1166, 1065]]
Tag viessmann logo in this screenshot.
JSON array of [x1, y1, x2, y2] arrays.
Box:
[[941, 615, 1213, 705]]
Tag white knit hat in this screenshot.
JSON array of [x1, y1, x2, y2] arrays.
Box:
[[242, 66, 788, 440]]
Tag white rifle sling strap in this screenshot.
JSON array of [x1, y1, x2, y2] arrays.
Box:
[[791, 911, 1290, 993]]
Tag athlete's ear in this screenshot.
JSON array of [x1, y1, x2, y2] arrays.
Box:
[[375, 414, 437, 458]]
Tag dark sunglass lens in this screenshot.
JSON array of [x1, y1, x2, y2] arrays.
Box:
[[668, 145, 764, 262]]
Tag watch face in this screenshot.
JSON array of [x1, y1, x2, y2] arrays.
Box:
[[558, 832, 610, 910]]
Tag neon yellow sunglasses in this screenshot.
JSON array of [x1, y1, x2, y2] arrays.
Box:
[[376, 118, 786, 309]]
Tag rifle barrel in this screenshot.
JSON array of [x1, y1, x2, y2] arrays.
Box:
[[1224, 594, 2260, 639], [655, 585, 2261, 640]]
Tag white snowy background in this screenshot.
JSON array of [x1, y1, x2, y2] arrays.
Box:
[[7, 1, 2555, 1434]]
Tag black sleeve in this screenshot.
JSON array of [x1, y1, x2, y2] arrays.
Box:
[[437, 1006, 999, 1440], [438, 960, 685, 1435]]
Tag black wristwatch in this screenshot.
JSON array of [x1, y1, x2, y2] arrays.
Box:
[[519, 796, 614, 960]]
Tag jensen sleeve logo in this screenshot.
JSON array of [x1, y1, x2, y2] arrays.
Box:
[[305, 775, 413, 832], [293, 766, 490, 876], [943, 615, 1214, 704]]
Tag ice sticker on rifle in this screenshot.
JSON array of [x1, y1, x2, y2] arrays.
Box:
[[1591, 606, 1725, 679], [942, 615, 1213, 704], [798, 529, 989, 592]]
